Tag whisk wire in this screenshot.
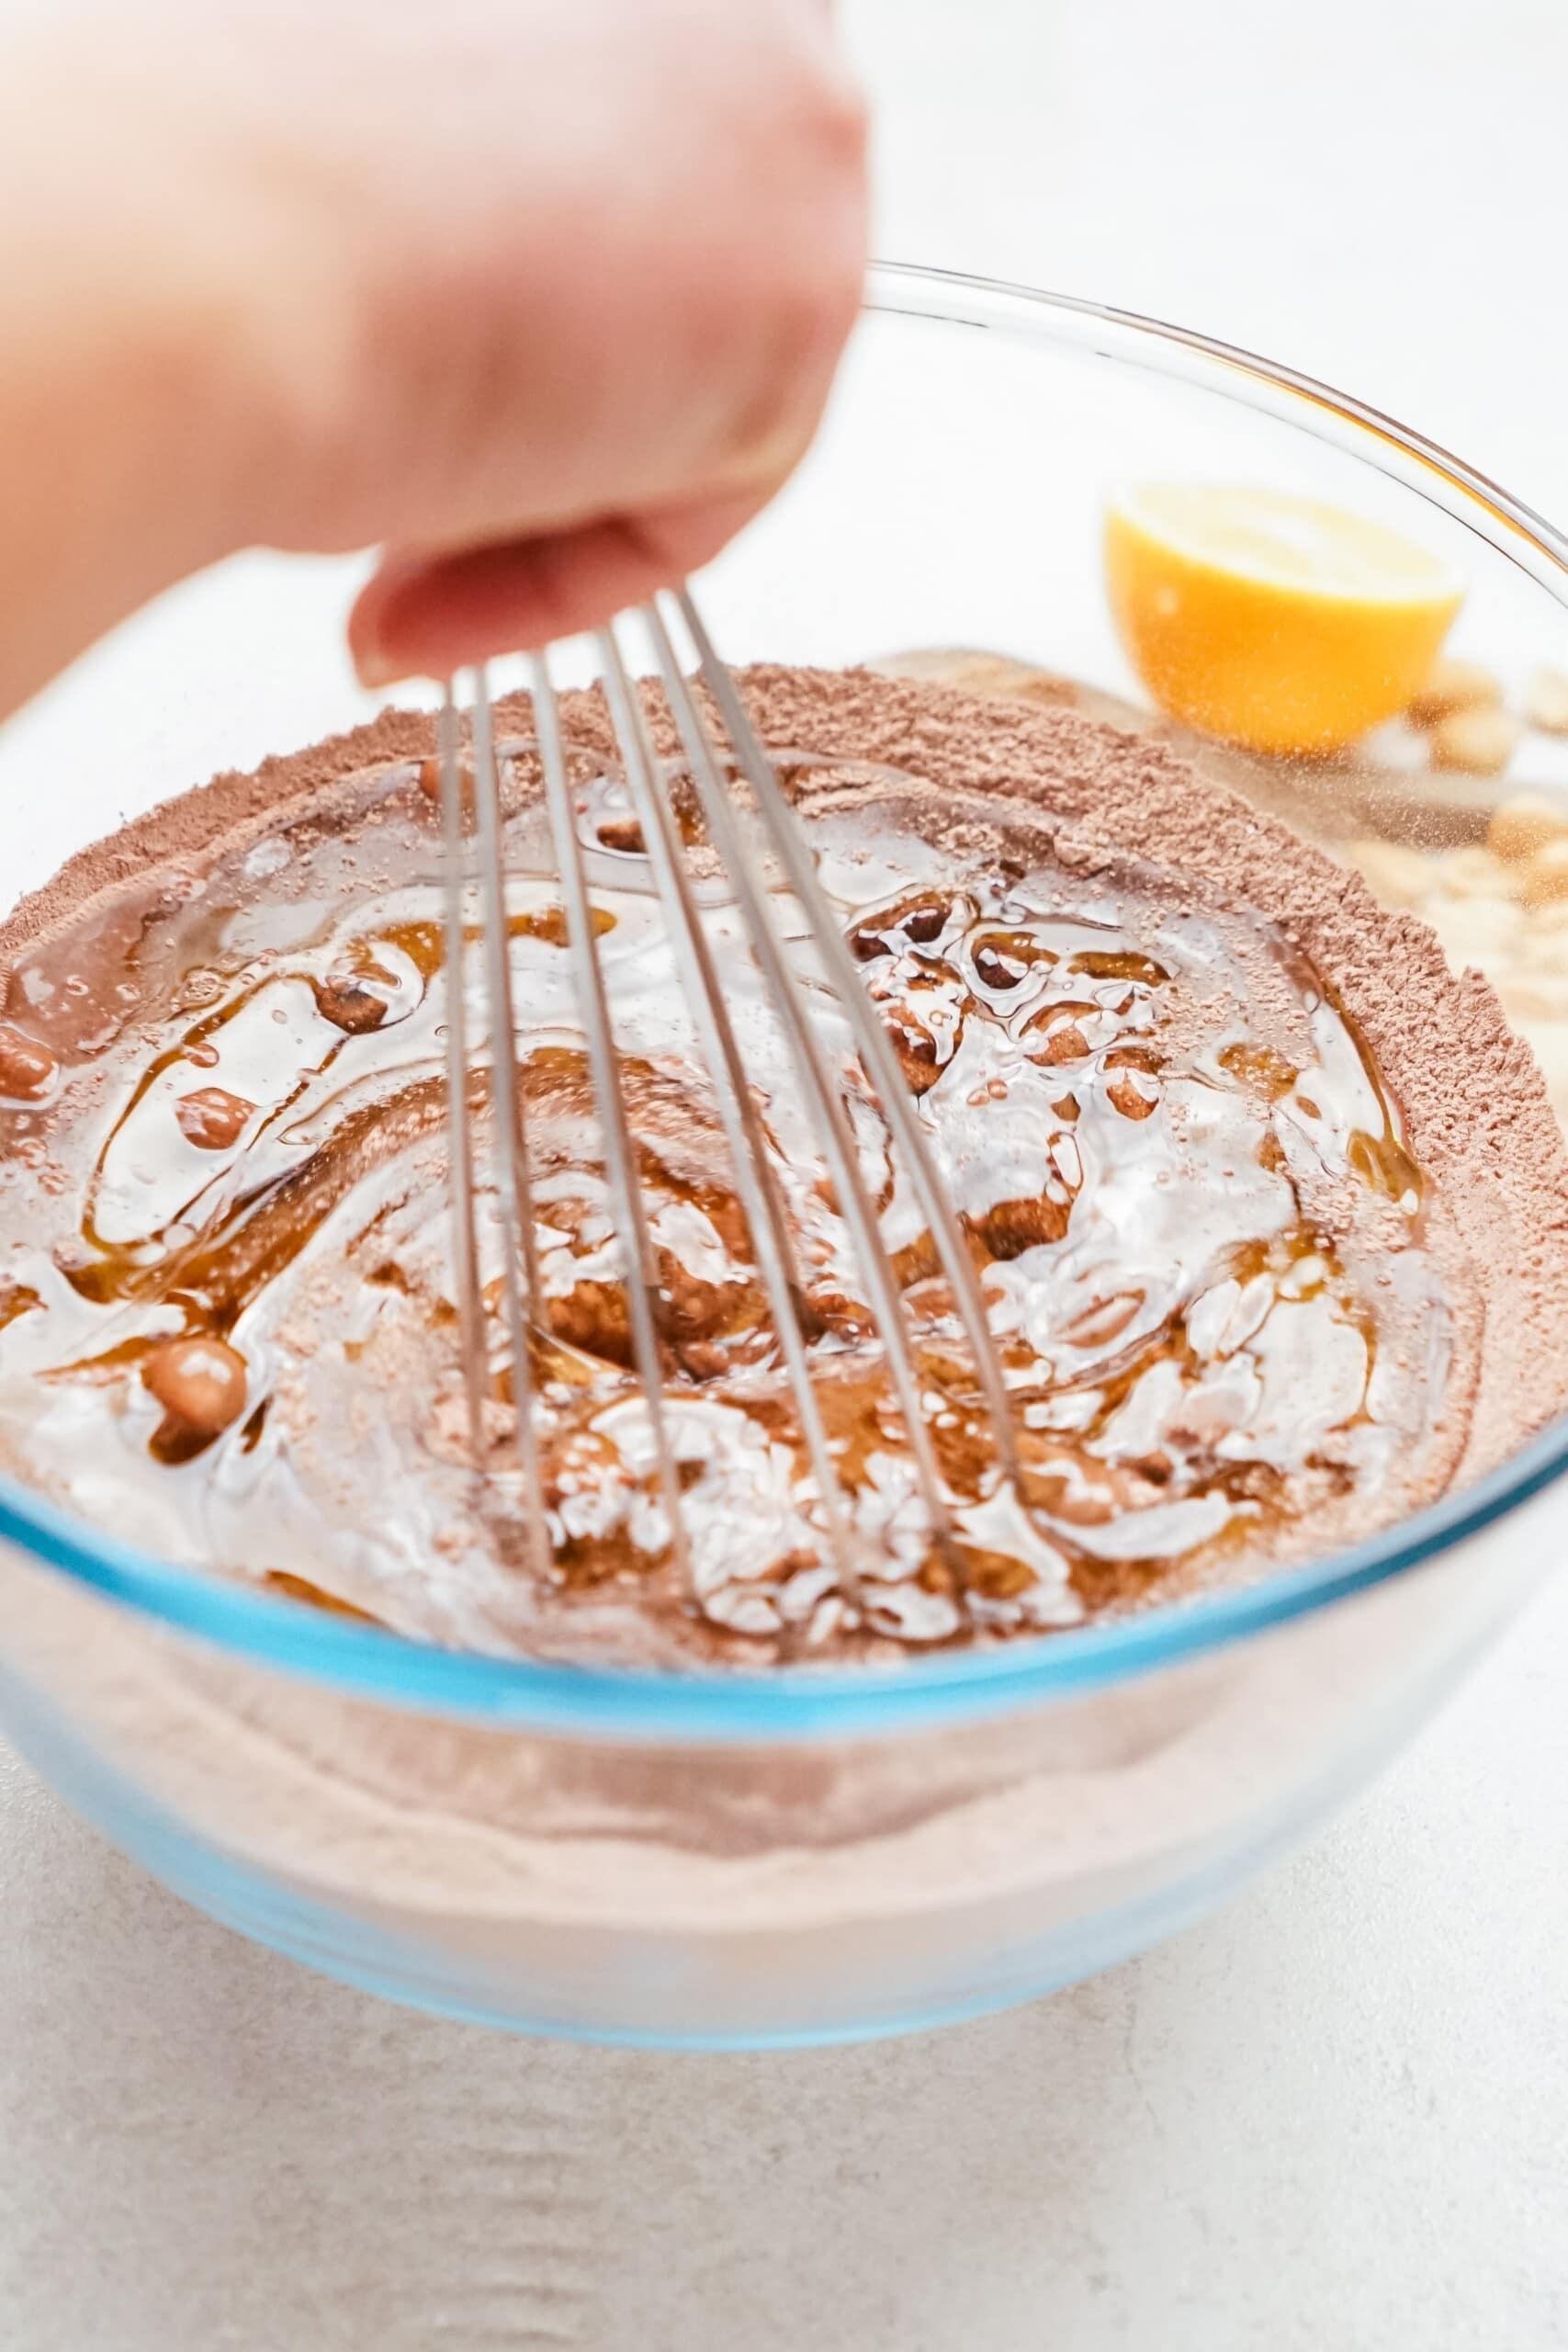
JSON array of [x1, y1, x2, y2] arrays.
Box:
[[674, 587, 1022, 1489], [441, 589, 1030, 1615], [540, 644, 693, 1589], [436, 686, 488, 1450], [628, 609, 866, 1596], [468, 665, 550, 1572], [648, 601, 958, 1560]]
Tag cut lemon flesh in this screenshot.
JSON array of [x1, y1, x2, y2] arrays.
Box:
[[1104, 483, 1463, 756]]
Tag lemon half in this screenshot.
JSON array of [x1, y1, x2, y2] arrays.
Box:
[[1104, 483, 1464, 756]]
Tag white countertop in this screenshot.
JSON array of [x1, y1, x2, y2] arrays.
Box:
[[3, 2, 1566, 2344]]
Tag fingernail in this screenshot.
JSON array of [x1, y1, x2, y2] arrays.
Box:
[[354, 640, 402, 691]]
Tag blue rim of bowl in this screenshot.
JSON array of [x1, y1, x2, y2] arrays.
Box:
[[5, 257, 1568, 1743]]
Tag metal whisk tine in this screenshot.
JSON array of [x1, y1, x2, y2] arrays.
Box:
[[673, 586, 1022, 1488], [467, 665, 550, 1575], [535, 644, 693, 1591], [435, 686, 487, 1450], [621, 613, 865, 1595], [645, 601, 959, 1561], [438, 589, 1031, 1617]]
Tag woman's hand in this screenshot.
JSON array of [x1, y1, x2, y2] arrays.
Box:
[[0, 0, 866, 716]]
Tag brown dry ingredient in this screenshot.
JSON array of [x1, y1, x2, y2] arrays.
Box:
[[2, 665, 1568, 1667]]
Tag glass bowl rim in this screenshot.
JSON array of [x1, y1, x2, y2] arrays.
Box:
[[5, 256, 1567, 1744]]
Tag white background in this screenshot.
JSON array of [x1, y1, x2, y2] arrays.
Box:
[[3, 1, 1568, 2345]]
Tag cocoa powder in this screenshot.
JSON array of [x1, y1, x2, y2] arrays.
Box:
[[0, 665, 1565, 1664]]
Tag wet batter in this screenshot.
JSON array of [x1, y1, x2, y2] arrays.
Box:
[[0, 664, 1551, 1665]]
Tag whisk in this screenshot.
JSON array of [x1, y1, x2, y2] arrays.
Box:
[[433, 586, 1021, 1606]]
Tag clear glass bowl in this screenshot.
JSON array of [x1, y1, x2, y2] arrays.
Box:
[[2, 263, 1567, 2048]]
